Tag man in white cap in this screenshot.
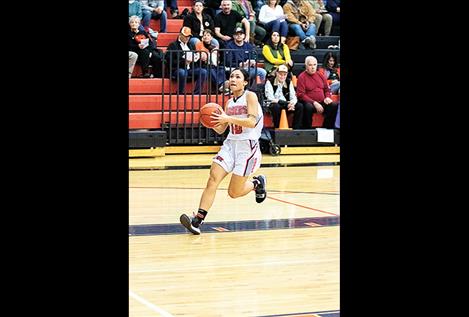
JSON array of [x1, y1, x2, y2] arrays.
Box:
[[265, 64, 309, 129]]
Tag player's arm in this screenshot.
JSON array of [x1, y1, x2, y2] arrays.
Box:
[[212, 100, 229, 134]]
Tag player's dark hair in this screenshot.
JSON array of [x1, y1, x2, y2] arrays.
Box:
[[231, 67, 249, 83]]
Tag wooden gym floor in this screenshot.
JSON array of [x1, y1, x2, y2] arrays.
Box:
[[129, 151, 340, 317]]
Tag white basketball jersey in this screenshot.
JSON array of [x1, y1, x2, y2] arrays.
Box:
[[225, 91, 263, 141]]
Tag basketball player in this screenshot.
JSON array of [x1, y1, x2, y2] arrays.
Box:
[[180, 68, 267, 235]]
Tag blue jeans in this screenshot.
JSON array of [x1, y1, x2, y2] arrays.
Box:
[[264, 19, 289, 37], [142, 10, 167, 33], [247, 67, 266, 83], [255, 0, 265, 15], [209, 65, 227, 87], [172, 67, 208, 94], [335, 103, 340, 128], [330, 81, 340, 94], [142, 9, 167, 32], [289, 23, 316, 41]]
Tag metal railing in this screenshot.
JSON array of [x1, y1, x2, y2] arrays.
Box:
[[159, 47, 261, 145]]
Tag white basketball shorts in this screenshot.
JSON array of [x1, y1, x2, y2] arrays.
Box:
[[212, 139, 261, 177]]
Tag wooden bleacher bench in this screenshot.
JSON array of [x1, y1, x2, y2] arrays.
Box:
[[150, 19, 183, 33], [129, 95, 223, 111], [130, 78, 195, 94], [165, 6, 192, 18], [129, 112, 200, 129], [156, 33, 180, 47]]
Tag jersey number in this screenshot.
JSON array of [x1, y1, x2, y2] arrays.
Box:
[[231, 124, 243, 134]]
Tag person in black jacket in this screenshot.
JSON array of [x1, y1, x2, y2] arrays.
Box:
[[165, 26, 208, 94], [183, 0, 219, 49], [128, 15, 163, 78], [325, 0, 340, 26]]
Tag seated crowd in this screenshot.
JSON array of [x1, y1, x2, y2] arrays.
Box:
[[129, 0, 340, 129]]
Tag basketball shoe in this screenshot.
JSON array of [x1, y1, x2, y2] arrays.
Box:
[[180, 213, 202, 235], [253, 175, 267, 203]]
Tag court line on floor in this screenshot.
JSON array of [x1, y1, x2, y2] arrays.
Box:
[[130, 258, 328, 274], [130, 162, 340, 171], [267, 196, 339, 216], [129, 216, 339, 235], [268, 190, 339, 196], [129, 290, 174, 317], [129, 186, 339, 195], [256, 309, 340, 317]]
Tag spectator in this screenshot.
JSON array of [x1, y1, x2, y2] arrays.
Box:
[[183, 0, 218, 49], [165, 26, 208, 94], [318, 51, 340, 94], [262, 31, 293, 78], [325, 0, 340, 26], [204, 0, 222, 20], [129, 0, 158, 38], [140, 0, 167, 34], [129, 0, 143, 19], [129, 51, 138, 78], [283, 0, 317, 49], [253, 0, 265, 16], [296, 56, 338, 129], [231, 0, 267, 46], [214, 0, 251, 47], [307, 0, 332, 35], [226, 27, 267, 86], [128, 15, 164, 78], [129, 0, 146, 33], [195, 29, 228, 93], [165, 0, 180, 18], [265, 64, 307, 129], [258, 0, 289, 45]]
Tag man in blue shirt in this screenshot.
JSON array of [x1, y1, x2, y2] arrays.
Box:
[[225, 27, 266, 87]]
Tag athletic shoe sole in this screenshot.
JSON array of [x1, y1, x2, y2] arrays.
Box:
[[179, 214, 201, 235]]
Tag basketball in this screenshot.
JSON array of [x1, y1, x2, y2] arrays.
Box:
[[199, 103, 222, 128]]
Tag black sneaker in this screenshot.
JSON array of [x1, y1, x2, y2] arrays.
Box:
[[179, 213, 201, 235], [253, 175, 267, 203]]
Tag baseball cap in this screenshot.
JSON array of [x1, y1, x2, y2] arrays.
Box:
[[180, 26, 192, 37], [277, 64, 289, 73], [234, 27, 245, 34]]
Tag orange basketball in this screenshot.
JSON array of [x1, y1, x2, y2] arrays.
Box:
[[199, 103, 222, 128]]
